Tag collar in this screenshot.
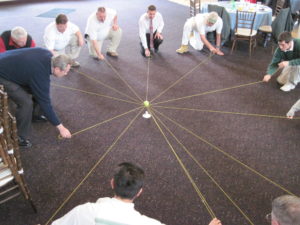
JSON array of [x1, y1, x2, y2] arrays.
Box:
[[285, 40, 294, 52]]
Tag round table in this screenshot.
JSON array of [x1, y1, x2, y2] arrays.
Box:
[[201, 1, 273, 30]]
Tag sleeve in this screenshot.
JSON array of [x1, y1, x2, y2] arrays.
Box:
[[139, 15, 148, 49], [0, 37, 6, 53], [197, 18, 206, 35], [157, 13, 164, 33], [85, 14, 98, 40], [69, 22, 80, 34], [289, 58, 300, 66], [44, 24, 56, 50], [287, 99, 300, 117], [216, 18, 223, 34], [267, 49, 282, 75], [30, 71, 60, 126]]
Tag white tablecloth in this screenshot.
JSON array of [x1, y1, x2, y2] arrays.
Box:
[[201, 1, 273, 30]]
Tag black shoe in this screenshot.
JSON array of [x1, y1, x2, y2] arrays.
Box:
[[32, 115, 48, 122], [18, 137, 32, 148], [154, 47, 159, 53]]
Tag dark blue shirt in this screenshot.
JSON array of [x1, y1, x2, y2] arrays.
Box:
[[0, 47, 60, 126]]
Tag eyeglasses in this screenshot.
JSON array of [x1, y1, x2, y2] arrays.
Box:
[[265, 213, 272, 223]]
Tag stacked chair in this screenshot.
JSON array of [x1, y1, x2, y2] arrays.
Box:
[[0, 85, 36, 212]]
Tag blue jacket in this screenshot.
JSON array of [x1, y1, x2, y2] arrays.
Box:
[[0, 47, 61, 126]]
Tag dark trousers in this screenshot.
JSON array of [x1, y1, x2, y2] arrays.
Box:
[[0, 77, 41, 139], [140, 31, 163, 56]]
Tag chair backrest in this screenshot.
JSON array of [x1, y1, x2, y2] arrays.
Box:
[[275, 0, 286, 16], [207, 4, 232, 44], [235, 11, 257, 34], [0, 88, 36, 212], [190, 0, 201, 16], [272, 7, 293, 42]]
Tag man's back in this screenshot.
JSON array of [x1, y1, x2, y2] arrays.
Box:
[[52, 197, 165, 225]]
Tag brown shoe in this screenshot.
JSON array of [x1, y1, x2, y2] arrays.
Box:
[[106, 51, 118, 57]]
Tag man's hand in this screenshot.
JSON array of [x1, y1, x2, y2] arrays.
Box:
[[145, 48, 151, 57], [57, 124, 72, 138], [98, 53, 105, 60], [208, 218, 222, 225], [263, 74, 272, 82], [278, 61, 289, 68], [112, 24, 119, 31], [154, 32, 163, 40], [215, 49, 224, 56], [210, 47, 218, 54]]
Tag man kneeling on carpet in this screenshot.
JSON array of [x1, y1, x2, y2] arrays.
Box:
[[263, 31, 300, 92], [51, 162, 222, 225], [176, 11, 224, 56], [0, 48, 72, 148]]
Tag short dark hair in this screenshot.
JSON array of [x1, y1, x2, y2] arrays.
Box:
[[278, 32, 292, 43], [113, 162, 144, 200], [97, 7, 106, 13], [56, 14, 68, 25], [148, 5, 156, 11]]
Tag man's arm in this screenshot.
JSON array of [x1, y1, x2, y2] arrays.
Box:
[[138, 16, 150, 57], [112, 15, 119, 31], [263, 48, 283, 82], [75, 30, 84, 47], [92, 39, 104, 60], [200, 34, 217, 53], [215, 33, 224, 56]]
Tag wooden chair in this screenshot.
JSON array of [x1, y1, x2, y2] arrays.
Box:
[[0, 88, 36, 212], [190, 0, 201, 16], [231, 11, 257, 57]]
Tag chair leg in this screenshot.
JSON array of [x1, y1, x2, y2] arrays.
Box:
[[231, 39, 236, 54]]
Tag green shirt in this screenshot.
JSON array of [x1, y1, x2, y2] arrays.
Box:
[[267, 39, 300, 75]]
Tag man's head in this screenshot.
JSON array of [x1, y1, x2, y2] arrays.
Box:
[[271, 195, 300, 225], [147, 5, 157, 20], [111, 162, 145, 201], [278, 32, 293, 51], [206, 12, 218, 27], [55, 14, 68, 33], [11, 26, 28, 47], [96, 7, 106, 22], [51, 54, 72, 77]]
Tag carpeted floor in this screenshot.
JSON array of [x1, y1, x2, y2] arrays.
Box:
[[0, 0, 299, 225]]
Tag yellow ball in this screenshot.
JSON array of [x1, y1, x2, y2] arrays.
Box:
[[144, 101, 150, 107]]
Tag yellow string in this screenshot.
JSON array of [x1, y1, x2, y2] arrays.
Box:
[[151, 54, 213, 103], [52, 83, 140, 105], [153, 108, 296, 196], [74, 69, 140, 103], [104, 59, 143, 102], [154, 105, 300, 120], [149, 108, 216, 219], [45, 108, 143, 225], [69, 106, 143, 137], [152, 110, 254, 224], [153, 81, 263, 105], [146, 57, 150, 101]]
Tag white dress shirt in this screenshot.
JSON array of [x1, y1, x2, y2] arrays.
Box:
[[138, 12, 164, 49], [51, 197, 166, 225], [85, 8, 117, 41], [44, 22, 79, 50]]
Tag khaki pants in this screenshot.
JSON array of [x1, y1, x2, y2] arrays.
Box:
[[55, 34, 81, 59], [87, 28, 122, 57], [277, 65, 300, 86]]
